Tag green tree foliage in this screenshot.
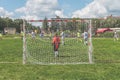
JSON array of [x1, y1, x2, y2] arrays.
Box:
[[1, 16, 120, 34], [0, 17, 35, 33], [42, 17, 49, 32]]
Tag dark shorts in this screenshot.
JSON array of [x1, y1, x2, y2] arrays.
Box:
[[54, 44, 59, 51], [84, 38, 88, 41]]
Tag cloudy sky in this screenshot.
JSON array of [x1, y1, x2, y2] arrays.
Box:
[[0, 0, 120, 20]]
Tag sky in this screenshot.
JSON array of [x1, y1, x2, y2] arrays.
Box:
[[0, 0, 120, 20]]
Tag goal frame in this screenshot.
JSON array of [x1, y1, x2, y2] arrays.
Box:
[[22, 19, 93, 64]]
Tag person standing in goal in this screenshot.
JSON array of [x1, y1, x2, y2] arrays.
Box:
[[52, 33, 60, 57]]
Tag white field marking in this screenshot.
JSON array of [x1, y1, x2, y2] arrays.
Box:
[[0, 62, 18, 64], [29, 62, 94, 65], [2, 37, 20, 39]]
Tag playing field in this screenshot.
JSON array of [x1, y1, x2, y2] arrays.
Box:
[[0, 38, 120, 80]]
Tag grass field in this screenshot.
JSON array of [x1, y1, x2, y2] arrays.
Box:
[[0, 37, 120, 80]]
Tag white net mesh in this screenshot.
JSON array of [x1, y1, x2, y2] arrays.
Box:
[[23, 19, 93, 64]]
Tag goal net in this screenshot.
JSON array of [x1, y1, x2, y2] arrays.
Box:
[[23, 19, 93, 64]]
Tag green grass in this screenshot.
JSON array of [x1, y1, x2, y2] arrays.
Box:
[[0, 38, 22, 62], [93, 38, 120, 63], [0, 38, 120, 80]]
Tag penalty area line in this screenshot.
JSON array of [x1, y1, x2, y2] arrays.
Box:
[[0, 62, 18, 64]]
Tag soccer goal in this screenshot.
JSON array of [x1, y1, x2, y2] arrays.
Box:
[[22, 18, 93, 64]]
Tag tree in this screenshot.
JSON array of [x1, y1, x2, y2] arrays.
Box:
[[0, 17, 36, 33], [0, 17, 5, 31], [42, 17, 49, 32]]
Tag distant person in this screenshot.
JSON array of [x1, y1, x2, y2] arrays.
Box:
[[77, 31, 82, 42], [35, 30, 37, 34], [0, 33, 2, 40], [114, 30, 119, 41], [20, 31, 24, 40], [49, 31, 52, 40], [77, 31, 80, 38], [5, 30, 8, 34], [83, 30, 88, 45], [40, 32, 44, 38], [60, 31, 65, 45], [31, 30, 36, 40], [52, 33, 60, 57]]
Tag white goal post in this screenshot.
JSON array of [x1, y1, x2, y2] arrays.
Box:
[[22, 19, 93, 64]]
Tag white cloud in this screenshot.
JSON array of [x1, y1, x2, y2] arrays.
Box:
[[0, 7, 13, 18], [72, 0, 120, 18], [16, 0, 66, 20], [55, 10, 67, 18]]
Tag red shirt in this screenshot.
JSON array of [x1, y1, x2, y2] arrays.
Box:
[[52, 36, 60, 44]]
